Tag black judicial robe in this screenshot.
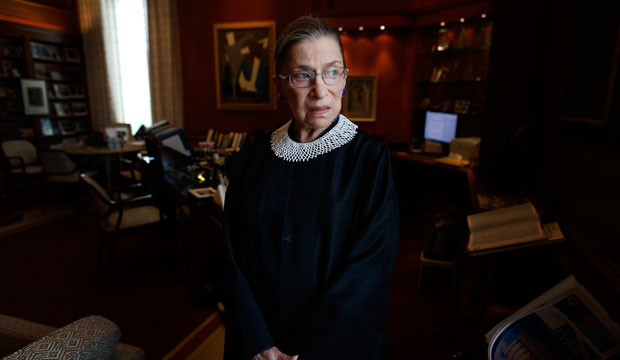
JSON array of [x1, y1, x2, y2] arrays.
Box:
[[223, 125, 399, 359]]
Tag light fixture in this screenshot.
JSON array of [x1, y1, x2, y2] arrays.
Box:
[[380, 25, 386, 31], [440, 21, 446, 27], [481, 13, 487, 19], [338, 26, 343, 32], [460, 17, 465, 23], [358, 26, 364, 31]]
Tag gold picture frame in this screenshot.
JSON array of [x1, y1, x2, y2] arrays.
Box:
[[213, 21, 276, 110], [342, 75, 378, 122]]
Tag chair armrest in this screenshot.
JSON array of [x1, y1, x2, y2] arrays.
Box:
[[117, 194, 153, 209], [3, 315, 120, 360], [0, 314, 56, 356], [108, 183, 143, 194]]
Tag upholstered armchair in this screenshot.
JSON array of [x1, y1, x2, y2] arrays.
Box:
[[0, 139, 44, 202], [0, 314, 144, 360]]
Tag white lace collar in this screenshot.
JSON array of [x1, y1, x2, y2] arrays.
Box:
[[270, 114, 358, 162]]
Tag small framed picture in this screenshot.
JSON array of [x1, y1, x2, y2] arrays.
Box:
[[454, 99, 471, 114], [64, 47, 81, 62], [53, 102, 71, 116], [342, 75, 378, 122], [58, 120, 78, 135], [0, 61, 7, 77], [188, 187, 217, 198], [70, 102, 88, 116], [104, 123, 133, 142], [53, 83, 71, 98], [40, 117, 56, 136], [20, 79, 49, 115]]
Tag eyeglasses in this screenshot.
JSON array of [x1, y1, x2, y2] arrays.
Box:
[[278, 67, 349, 88]]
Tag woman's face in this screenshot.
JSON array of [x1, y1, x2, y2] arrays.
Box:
[[275, 36, 346, 134]]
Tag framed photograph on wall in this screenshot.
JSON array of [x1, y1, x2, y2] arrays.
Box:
[[20, 79, 49, 115], [342, 75, 378, 122], [213, 21, 276, 110]]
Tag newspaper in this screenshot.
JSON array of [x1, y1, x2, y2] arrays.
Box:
[[486, 276, 620, 360]]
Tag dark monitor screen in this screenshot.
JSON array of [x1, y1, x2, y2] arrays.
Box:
[[424, 111, 458, 144]]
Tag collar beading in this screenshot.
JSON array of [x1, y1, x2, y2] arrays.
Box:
[[270, 114, 358, 162]]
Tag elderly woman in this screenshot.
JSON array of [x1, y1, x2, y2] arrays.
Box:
[[223, 15, 399, 360]]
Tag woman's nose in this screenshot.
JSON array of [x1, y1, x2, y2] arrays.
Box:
[[310, 74, 329, 98]]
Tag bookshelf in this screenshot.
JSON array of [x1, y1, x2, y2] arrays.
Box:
[[0, 21, 89, 145], [412, 15, 492, 139]]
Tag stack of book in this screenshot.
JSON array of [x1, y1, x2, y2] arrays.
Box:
[[205, 129, 247, 151]]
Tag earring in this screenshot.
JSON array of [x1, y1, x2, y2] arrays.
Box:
[[342, 89, 346, 97], [277, 93, 285, 102]]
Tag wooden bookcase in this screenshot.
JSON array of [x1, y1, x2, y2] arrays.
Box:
[[412, 14, 493, 139], [0, 20, 89, 146]]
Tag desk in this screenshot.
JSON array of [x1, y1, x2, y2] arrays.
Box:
[[391, 151, 479, 212], [58, 144, 146, 189]]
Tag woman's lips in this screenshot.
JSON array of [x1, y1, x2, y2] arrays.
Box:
[[309, 106, 330, 115]]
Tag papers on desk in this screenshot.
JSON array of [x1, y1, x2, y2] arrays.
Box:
[[486, 275, 620, 360]]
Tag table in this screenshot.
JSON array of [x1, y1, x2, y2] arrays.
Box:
[[391, 151, 479, 212], [56, 143, 146, 189]]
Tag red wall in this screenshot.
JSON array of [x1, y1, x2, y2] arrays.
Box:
[[177, 0, 418, 142], [176, 0, 489, 143]]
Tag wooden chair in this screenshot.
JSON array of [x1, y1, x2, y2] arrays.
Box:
[[79, 173, 164, 277]]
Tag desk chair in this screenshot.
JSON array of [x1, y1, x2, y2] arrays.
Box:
[[0, 139, 44, 206], [39, 149, 96, 212], [80, 173, 164, 277]]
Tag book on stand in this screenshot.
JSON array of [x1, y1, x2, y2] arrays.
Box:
[[467, 202, 564, 256]]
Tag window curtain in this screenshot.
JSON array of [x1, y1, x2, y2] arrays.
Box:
[[146, 0, 184, 128], [77, 0, 124, 131]]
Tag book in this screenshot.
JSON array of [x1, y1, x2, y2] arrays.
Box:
[[467, 202, 564, 255], [486, 275, 620, 360]]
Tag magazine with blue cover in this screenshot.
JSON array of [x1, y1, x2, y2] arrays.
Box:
[[487, 276, 620, 360]]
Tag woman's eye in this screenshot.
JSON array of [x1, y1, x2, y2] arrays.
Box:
[[294, 72, 312, 80], [325, 69, 339, 77]]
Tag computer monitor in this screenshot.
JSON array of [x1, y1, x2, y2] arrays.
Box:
[[424, 111, 458, 144]]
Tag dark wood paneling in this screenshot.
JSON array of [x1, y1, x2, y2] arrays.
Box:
[[0, 0, 78, 33]]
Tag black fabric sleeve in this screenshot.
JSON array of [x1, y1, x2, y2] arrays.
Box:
[[223, 140, 274, 359], [283, 145, 400, 359]]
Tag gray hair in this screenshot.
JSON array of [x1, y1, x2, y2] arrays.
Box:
[[274, 15, 346, 74]]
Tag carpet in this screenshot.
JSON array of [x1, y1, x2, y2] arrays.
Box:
[[163, 312, 224, 360], [0, 205, 74, 239]]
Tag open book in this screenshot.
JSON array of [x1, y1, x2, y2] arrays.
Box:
[[467, 202, 564, 255], [486, 275, 620, 360]]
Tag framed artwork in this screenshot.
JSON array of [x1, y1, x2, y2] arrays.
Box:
[[342, 75, 378, 122], [20, 79, 49, 115], [213, 21, 276, 110], [104, 123, 133, 142], [454, 99, 470, 114]]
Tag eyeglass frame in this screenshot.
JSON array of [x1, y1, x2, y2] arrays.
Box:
[[277, 67, 349, 88]]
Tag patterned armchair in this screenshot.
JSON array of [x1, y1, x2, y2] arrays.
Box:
[[0, 314, 144, 359]]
